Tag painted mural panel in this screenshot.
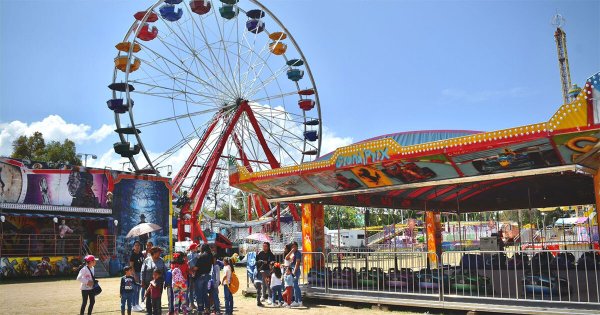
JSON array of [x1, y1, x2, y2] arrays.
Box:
[[304, 170, 366, 192], [349, 165, 393, 187], [112, 175, 171, 259], [451, 138, 561, 176], [0, 157, 172, 279], [553, 130, 600, 163], [0, 158, 109, 208], [254, 175, 318, 197]]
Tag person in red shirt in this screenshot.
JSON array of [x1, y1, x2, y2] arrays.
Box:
[[145, 269, 164, 315]]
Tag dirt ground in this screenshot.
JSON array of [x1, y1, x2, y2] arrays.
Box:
[[0, 274, 429, 315]]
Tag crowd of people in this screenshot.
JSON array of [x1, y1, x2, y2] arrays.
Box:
[[76, 239, 302, 315], [253, 241, 303, 308]]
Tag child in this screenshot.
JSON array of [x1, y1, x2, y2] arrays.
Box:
[[120, 266, 136, 315], [282, 267, 294, 307], [145, 269, 164, 315], [270, 263, 283, 307], [222, 257, 234, 315], [253, 261, 264, 307], [171, 252, 189, 314], [165, 267, 173, 315]]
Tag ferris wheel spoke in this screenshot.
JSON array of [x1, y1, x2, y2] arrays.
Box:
[[211, 6, 240, 97], [136, 107, 224, 128], [169, 16, 236, 99], [134, 62, 219, 106], [130, 80, 229, 103], [154, 21, 233, 100], [238, 31, 273, 97], [239, 119, 301, 166], [143, 33, 234, 100], [244, 62, 289, 99], [185, 5, 239, 98], [251, 90, 299, 103]]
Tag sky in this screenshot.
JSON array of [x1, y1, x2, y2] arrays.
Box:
[[1, 0, 599, 172]]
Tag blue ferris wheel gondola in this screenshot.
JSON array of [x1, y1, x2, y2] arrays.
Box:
[[164, 0, 183, 4], [304, 130, 318, 142], [246, 19, 265, 34], [287, 69, 304, 82], [107, 99, 134, 114], [160, 4, 183, 21]]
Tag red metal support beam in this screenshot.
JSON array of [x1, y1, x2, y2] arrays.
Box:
[[241, 102, 280, 168], [232, 133, 253, 172], [186, 106, 247, 242], [173, 114, 221, 192]]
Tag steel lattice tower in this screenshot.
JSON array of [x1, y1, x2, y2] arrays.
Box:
[[552, 14, 572, 105]]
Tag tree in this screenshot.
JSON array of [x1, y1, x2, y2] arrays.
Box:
[[11, 131, 45, 160], [43, 139, 80, 165], [324, 206, 363, 230], [11, 132, 82, 165]]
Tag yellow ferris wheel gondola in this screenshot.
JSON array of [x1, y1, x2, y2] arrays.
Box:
[[114, 56, 141, 72]]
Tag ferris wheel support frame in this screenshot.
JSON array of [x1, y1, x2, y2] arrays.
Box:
[[173, 112, 222, 192], [176, 100, 283, 242]]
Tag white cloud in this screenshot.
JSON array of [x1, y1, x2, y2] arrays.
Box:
[[0, 115, 114, 156], [319, 126, 354, 157]]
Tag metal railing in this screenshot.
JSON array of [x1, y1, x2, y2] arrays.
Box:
[[0, 234, 82, 257], [442, 249, 600, 304], [297, 248, 600, 306], [301, 251, 442, 300]]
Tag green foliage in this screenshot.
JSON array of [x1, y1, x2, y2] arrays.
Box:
[[11, 132, 82, 165], [324, 206, 364, 229], [11, 131, 45, 160]]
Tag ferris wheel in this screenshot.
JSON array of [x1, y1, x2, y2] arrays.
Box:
[[107, 0, 321, 241]]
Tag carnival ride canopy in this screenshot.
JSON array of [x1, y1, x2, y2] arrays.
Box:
[[230, 71, 600, 213]]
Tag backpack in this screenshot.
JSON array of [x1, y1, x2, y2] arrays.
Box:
[[229, 272, 239, 294]]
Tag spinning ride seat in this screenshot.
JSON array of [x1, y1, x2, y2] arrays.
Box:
[[449, 272, 493, 295], [115, 42, 141, 53], [114, 56, 141, 72], [137, 24, 158, 41], [304, 130, 318, 141], [522, 273, 570, 299], [134, 11, 159, 22], [307, 268, 330, 286], [113, 142, 141, 158], [531, 252, 555, 273], [106, 99, 134, 114], [190, 0, 211, 15], [298, 99, 315, 111], [551, 252, 576, 270], [160, 4, 183, 22], [507, 252, 530, 269], [577, 251, 600, 270], [219, 4, 239, 19], [385, 268, 415, 289], [483, 253, 508, 270]]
